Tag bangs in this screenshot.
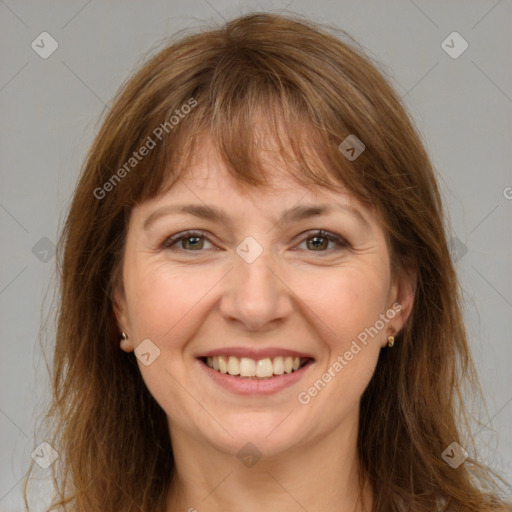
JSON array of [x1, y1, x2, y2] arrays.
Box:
[[124, 74, 374, 211]]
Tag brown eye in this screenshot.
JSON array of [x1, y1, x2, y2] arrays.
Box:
[[162, 231, 213, 251], [297, 230, 349, 252], [180, 235, 204, 250], [306, 235, 329, 251]]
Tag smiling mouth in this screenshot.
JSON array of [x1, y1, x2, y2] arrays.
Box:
[[199, 355, 312, 379]]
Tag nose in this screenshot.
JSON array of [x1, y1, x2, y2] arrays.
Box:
[[219, 243, 293, 332]]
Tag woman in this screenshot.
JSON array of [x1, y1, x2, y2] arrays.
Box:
[[24, 12, 511, 512]]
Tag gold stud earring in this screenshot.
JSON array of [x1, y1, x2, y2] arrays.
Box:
[[387, 335, 395, 348]]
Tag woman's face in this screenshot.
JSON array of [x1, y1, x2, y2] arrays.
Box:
[[114, 140, 414, 458]]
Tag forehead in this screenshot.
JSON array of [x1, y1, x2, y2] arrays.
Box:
[[132, 139, 380, 238], [162, 136, 352, 202]]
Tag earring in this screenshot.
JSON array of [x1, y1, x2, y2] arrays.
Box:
[[120, 332, 128, 342], [387, 335, 395, 348]]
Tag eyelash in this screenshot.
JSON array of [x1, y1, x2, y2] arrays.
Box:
[[161, 229, 350, 254]]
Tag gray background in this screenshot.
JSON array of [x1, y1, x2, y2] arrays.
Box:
[[1, 0, 511, 510]]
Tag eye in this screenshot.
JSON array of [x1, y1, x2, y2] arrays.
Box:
[[295, 230, 350, 252], [162, 230, 213, 251], [161, 229, 350, 253]]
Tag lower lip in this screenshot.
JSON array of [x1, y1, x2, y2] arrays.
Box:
[[197, 358, 314, 396]]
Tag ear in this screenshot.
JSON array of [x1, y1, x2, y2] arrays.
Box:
[[113, 282, 135, 353], [385, 265, 416, 345]]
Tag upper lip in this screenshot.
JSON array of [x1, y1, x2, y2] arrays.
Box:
[[197, 347, 315, 360]]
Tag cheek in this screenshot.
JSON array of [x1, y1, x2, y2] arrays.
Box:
[[300, 263, 390, 342], [124, 259, 219, 340], [122, 261, 219, 414], [296, 263, 389, 408]]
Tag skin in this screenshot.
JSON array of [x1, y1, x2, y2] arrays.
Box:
[[114, 139, 415, 512]]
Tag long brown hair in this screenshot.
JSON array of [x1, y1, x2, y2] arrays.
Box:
[[24, 12, 511, 512]]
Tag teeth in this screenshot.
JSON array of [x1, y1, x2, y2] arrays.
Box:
[[273, 356, 284, 375], [227, 356, 240, 375], [240, 357, 256, 377], [256, 358, 273, 378], [218, 356, 228, 374], [204, 355, 308, 378]]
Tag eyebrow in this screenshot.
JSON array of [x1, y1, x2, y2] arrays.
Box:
[[143, 202, 371, 231]]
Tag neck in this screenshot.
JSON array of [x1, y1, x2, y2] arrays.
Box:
[[165, 412, 373, 512]]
